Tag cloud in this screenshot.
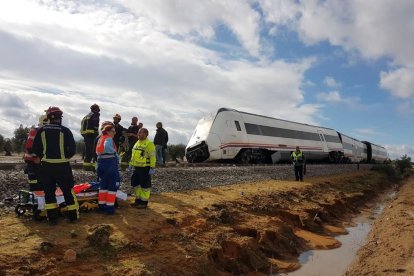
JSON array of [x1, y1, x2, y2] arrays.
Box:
[[0, 0, 316, 144], [316, 90, 361, 107], [385, 144, 414, 160], [260, 1, 414, 101], [323, 76, 341, 88], [380, 67, 414, 99]]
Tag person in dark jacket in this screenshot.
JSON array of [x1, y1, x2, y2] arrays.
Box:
[[120, 117, 141, 170], [32, 106, 78, 224], [112, 113, 126, 150], [153, 122, 168, 165], [81, 104, 100, 171]]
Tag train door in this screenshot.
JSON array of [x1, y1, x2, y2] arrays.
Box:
[[219, 112, 248, 158], [317, 130, 329, 152]]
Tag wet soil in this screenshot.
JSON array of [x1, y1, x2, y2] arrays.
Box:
[[0, 170, 408, 275], [345, 175, 414, 275]]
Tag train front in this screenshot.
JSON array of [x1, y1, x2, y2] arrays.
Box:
[[185, 113, 216, 163]]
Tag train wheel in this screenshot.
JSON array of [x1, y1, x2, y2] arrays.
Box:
[[237, 149, 252, 164]]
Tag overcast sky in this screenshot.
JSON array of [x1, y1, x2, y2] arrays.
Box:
[[0, 0, 413, 160]]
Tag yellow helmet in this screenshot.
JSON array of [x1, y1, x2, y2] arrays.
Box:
[[113, 113, 121, 120]]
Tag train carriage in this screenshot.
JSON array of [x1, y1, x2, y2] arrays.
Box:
[[186, 108, 344, 164], [338, 132, 367, 163]]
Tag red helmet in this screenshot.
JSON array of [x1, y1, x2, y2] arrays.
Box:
[[90, 104, 100, 112], [46, 106, 63, 119]]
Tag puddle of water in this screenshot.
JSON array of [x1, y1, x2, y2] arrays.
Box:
[[276, 190, 396, 276]]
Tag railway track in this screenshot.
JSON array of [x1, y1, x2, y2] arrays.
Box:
[[0, 161, 289, 170]]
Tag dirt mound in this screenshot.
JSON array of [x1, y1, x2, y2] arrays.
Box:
[[0, 170, 401, 275]]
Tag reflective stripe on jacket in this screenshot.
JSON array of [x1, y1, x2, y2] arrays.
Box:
[[80, 112, 100, 135], [32, 124, 76, 163], [129, 138, 156, 167], [291, 151, 304, 165]]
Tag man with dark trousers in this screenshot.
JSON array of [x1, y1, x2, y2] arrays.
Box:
[[153, 122, 168, 165], [291, 146, 305, 181], [33, 106, 79, 224], [81, 104, 100, 171]]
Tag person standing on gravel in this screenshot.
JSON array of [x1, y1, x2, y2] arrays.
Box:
[[129, 128, 156, 208], [80, 104, 100, 171], [154, 122, 168, 165], [32, 106, 79, 224], [24, 113, 49, 191], [291, 146, 305, 181], [96, 122, 120, 214]]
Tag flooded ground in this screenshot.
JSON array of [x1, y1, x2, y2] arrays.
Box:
[[281, 191, 396, 276]]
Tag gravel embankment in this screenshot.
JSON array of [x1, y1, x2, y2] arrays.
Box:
[[0, 163, 372, 211]]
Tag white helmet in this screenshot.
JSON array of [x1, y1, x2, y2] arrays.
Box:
[[38, 114, 49, 126]]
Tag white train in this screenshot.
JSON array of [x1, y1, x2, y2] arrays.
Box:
[[185, 108, 388, 164]]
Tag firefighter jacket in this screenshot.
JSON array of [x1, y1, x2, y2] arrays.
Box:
[[32, 124, 76, 163], [80, 112, 100, 135], [154, 127, 168, 146], [291, 151, 305, 166], [96, 134, 118, 157], [129, 138, 156, 168], [113, 123, 126, 147], [24, 127, 39, 163]]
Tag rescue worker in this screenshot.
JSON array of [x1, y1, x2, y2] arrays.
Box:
[[129, 128, 156, 208], [112, 113, 126, 150], [24, 114, 49, 191], [153, 122, 168, 165], [80, 104, 100, 171], [96, 122, 120, 214], [32, 106, 79, 224], [291, 146, 305, 181], [120, 117, 141, 170]]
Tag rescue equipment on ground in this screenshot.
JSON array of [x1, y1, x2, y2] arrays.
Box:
[[15, 182, 127, 220]]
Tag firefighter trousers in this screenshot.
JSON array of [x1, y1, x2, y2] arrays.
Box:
[[39, 162, 79, 221]]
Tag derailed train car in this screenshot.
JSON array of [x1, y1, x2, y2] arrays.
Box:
[[185, 108, 388, 164]]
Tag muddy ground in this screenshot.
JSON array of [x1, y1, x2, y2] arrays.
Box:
[[0, 169, 412, 275]]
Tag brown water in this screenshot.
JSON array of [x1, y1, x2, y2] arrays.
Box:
[[277, 191, 396, 276]]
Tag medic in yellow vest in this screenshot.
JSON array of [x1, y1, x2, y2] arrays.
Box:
[[129, 128, 156, 208]]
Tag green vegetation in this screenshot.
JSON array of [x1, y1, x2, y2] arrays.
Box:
[[371, 154, 411, 180]]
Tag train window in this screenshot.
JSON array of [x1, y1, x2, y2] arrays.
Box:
[[235, 121, 241, 131]]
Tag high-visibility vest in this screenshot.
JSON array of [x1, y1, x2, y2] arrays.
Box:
[[129, 138, 156, 168], [291, 151, 304, 163], [80, 112, 99, 135]]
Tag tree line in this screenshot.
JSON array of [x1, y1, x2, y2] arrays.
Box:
[[0, 125, 187, 162]]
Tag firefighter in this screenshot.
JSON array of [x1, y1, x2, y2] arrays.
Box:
[[32, 106, 79, 224], [96, 122, 120, 214], [291, 146, 305, 181], [24, 114, 49, 191], [129, 128, 156, 208], [112, 113, 126, 150], [81, 104, 100, 171], [120, 116, 141, 170]]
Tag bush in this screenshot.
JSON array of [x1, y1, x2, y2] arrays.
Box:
[[395, 154, 411, 176], [165, 144, 186, 162], [371, 164, 399, 179]]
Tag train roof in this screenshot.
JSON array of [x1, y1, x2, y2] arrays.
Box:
[[217, 107, 337, 132]]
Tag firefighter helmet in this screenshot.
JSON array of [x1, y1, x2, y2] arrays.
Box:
[[46, 106, 63, 119], [113, 113, 121, 120], [90, 104, 100, 112]]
